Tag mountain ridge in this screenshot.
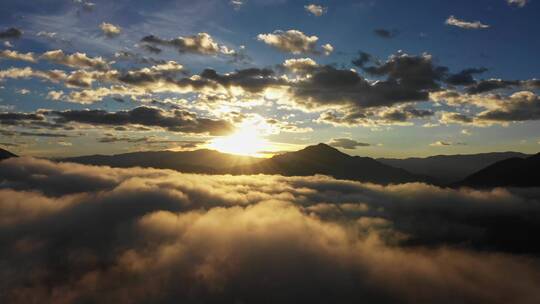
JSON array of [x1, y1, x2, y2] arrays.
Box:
[[378, 151, 529, 184], [457, 152, 540, 188], [60, 143, 431, 185], [0, 147, 17, 161]]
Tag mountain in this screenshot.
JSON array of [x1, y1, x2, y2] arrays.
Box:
[[457, 153, 540, 188], [61, 144, 430, 185], [61, 149, 261, 173], [378, 152, 529, 184], [0, 147, 17, 161], [229, 143, 430, 184]]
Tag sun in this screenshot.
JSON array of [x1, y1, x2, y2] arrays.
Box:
[[209, 124, 270, 157]]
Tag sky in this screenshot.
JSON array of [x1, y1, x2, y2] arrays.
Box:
[[0, 0, 539, 158]]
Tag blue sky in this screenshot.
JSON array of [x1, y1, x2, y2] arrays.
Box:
[[0, 0, 539, 157]]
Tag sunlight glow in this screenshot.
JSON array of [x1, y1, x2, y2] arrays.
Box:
[[209, 122, 270, 157]]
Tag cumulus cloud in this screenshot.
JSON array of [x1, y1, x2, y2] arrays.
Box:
[[292, 52, 446, 113], [141, 32, 237, 57], [476, 91, 540, 122], [304, 4, 327, 16], [433, 90, 540, 126], [328, 138, 370, 149], [40, 49, 110, 70], [257, 30, 333, 55], [99, 22, 122, 37], [0, 158, 540, 303], [282, 57, 319, 72], [445, 15, 490, 29], [0, 50, 37, 62], [321, 43, 334, 55]]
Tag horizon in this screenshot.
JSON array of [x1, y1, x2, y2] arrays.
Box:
[[1, 142, 534, 160]]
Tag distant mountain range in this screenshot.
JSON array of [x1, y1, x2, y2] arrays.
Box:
[[61, 149, 260, 173], [0, 148, 17, 161], [2, 144, 537, 188], [378, 152, 529, 184], [457, 153, 540, 188], [61, 143, 429, 185], [227, 143, 430, 184]]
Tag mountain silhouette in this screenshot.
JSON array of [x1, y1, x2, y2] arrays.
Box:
[[61, 149, 260, 173], [228, 143, 430, 184], [61, 143, 430, 185], [457, 153, 540, 188], [0, 147, 17, 161], [378, 152, 529, 184]]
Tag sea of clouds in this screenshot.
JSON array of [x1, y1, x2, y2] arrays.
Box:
[[1, 157, 540, 303]]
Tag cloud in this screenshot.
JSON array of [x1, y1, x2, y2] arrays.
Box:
[[0, 111, 45, 125], [430, 140, 466, 146], [440, 111, 474, 124], [328, 138, 370, 149], [0, 129, 70, 138], [507, 0, 528, 7], [40, 50, 110, 70], [141, 33, 237, 56], [304, 4, 327, 16], [0, 159, 540, 303], [476, 91, 540, 122], [373, 28, 399, 38], [98, 135, 206, 149], [0, 27, 22, 39], [99, 22, 122, 37], [51, 106, 235, 135], [0, 50, 37, 63], [445, 67, 488, 86], [321, 43, 334, 55], [15, 89, 29, 96], [282, 57, 319, 73], [291, 52, 445, 112], [466, 79, 520, 94], [230, 0, 244, 10], [257, 30, 333, 55], [445, 16, 490, 29]]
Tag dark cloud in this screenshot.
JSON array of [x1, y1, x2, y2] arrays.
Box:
[[361, 53, 447, 91], [51, 106, 235, 135], [351, 51, 373, 68], [0, 159, 540, 303], [97, 135, 206, 149], [0, 129, 70, 138], [328, 138, 370, 149], [0, 27, 22, 39], [445, 67, 488, 86], [200, 67, 281, 93], [373, 28, 399, 38], [140, 43, 163, 54], [466, 79, 520, 94], [291, 64, 430, 110], [0, 112, 45, 125]]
